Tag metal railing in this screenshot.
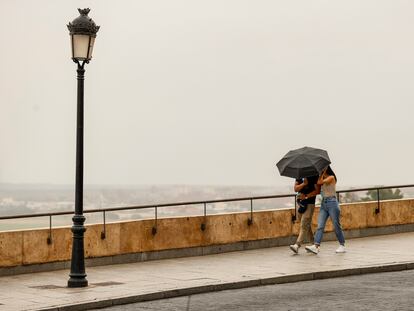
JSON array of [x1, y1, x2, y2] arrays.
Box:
[[1, 184, 413, 244], [336, 184, 414, 214]]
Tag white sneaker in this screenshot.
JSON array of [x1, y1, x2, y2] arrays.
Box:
[[305, 244, 320, 254], [289, 244, 300, 254], [335, 245, 346, 253]]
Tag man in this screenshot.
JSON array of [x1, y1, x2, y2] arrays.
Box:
[[289, 176, 320, 254]]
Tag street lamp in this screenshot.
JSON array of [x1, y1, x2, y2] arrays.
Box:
[[67, 8, 100, 288]]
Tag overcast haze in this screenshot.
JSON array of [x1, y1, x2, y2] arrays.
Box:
[[1, 0, 413, 190]]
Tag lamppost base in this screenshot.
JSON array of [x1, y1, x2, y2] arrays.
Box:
[[68, 275, 88, 288]]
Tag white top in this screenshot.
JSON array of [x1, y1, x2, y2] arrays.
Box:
[[321, 182, 336, 198]]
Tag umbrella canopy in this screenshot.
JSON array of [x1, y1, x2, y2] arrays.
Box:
[[276, 146, 331, 179]]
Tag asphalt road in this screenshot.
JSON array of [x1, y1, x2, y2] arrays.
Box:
[[95, 270, 414, 311]]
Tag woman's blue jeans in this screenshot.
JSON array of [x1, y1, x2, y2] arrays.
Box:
[[314, 197, 345, 245]]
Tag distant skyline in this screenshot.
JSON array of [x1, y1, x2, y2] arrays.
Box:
[[1, 1, 413, 190]]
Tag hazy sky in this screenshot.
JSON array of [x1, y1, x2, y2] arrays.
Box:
[[1, 1, 413, 189]]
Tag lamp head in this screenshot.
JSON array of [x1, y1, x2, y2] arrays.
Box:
[[67, 8, 100, 62]]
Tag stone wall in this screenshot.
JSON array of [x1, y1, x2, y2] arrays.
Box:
[[1, 199, 413, 268]]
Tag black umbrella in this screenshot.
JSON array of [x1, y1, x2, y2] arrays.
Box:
[[276, 146, 331, 179]]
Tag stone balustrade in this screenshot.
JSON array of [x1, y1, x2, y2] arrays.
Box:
[[0, 199, 413, 273]]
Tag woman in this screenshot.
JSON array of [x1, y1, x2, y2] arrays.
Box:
[[305, 166, 346, 254], [289, 175, 320, 254]]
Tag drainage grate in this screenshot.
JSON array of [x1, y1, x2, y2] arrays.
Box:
[[91, 281, 124, 287], [29, 285, 64, 289]]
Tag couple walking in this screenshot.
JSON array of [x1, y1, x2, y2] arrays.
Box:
[[289, 166, 346, 254]]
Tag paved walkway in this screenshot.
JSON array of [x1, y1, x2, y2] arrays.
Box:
[[0, 232, 413, 311]]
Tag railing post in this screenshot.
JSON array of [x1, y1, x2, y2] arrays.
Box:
[[201, 203, 207, 231], [47, 215, 52, 245], [375, 188, 380, 214], [152, 206, 158, 235], [247, 199, 253, 226], [101, 211, 106, 240]]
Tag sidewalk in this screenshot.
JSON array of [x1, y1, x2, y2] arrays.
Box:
[[1, 232, 413, 311]]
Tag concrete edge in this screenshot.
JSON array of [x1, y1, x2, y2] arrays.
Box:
[[36, 261, 414, 311], [3, 223, 414, 277]]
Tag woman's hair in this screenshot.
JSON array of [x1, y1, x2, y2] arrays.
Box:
[[326, 166, 337, 182]]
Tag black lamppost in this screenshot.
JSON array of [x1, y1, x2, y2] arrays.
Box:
[[67, 8, 100, 288]]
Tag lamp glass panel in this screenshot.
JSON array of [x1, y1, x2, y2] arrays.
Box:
[[87, 37, 95, 60], [72, 34, 91, 60]]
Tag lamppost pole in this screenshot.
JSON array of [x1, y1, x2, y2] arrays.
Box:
[[67, 8, 99, 288], [75, 64, 85, 219], [68, 62, 87, 288]]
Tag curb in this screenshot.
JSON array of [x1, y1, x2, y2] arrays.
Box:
[[37, 261, 414, 311]]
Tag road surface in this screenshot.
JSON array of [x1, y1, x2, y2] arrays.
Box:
[[95, 269, 414, 311]]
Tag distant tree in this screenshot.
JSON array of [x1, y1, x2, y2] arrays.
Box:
[[339, 192, 360, 203], [361, 188, 403, 201]]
